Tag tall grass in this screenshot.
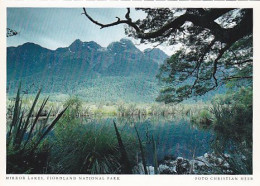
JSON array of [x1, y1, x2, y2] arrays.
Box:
[[152, 135, 159, 174], [134, 125, 148, 174], [51, 124, 125, 174], [7, 84, 68, 173], [113, 121, 132, 174], [48, 100, 138, 174]]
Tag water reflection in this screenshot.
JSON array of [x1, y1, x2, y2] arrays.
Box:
[[82, 116, 213, 165]]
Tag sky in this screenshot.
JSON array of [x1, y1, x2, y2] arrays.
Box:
[[7, 8, 175, 55]]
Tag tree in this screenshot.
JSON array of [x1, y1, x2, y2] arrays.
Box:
[[83, 8, 253, 103], [7, 28, 18, 37]]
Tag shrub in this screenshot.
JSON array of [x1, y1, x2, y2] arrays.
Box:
[[63, 96, 82, 117], [190, 109, 213, 129], [210, 86, 252, 174], [211, 87, 252, 148]]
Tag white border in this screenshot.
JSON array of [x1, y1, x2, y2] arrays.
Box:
[[1, 1, 260, 186]]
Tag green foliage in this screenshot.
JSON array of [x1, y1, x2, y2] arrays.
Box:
[[6, 84, 68, 173], [52, 125, 121, 174], [188, 86, 252, 174], [220, 145, 252, 174], [8, 75, 160, 103], [156, 35, 252, 103], [117, 103, 139, 116], [211, 86, 252, 149], [121, 8, 253, 103], [152, 135, 159, 174], [134, 125, 148, 174], [50, 108, 138, 174], [210, 86, 252, 174], [190, 109, 213, 128], [113, 121, 133, 174], [63, 96, 83, 118]]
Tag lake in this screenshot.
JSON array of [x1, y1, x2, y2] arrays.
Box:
[[81, 115, 213, 165]]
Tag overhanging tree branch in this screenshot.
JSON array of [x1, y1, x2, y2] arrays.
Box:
[[83, 8, 252, 45], [82, 8, 141, 32], [83, 8, 253, 103], [212, 43, 232, 87]]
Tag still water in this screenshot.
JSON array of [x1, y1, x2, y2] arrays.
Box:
[[82, 116, 213, 165]]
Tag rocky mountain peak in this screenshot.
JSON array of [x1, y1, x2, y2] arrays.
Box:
[[68, 40, 101, 52], [144, 48, 169, 64]]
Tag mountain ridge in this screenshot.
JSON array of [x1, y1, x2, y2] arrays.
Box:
[[7, 39, 169, 78], [7, 39, 169, 102]]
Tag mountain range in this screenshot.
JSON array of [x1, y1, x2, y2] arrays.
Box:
[[7, 39, 169, 102]]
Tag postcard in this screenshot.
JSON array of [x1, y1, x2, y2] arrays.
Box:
[[0, 0, 260, 186]]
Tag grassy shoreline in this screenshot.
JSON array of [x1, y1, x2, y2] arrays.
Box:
[[7, 94, 211, 119], [6, 86, 252, 174]]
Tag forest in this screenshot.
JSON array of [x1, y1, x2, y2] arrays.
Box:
[[6, 8, 252, 174]]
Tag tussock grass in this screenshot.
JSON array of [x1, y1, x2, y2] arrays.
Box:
[[6, 84, 68, 174], [46, 99, 138, 174]]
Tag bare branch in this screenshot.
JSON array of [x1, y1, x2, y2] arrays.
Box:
[[82, 8, 140, 32], [212, 43, 232, 87], [82, 8, 126, 29], [125, 8, 131, 20]]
